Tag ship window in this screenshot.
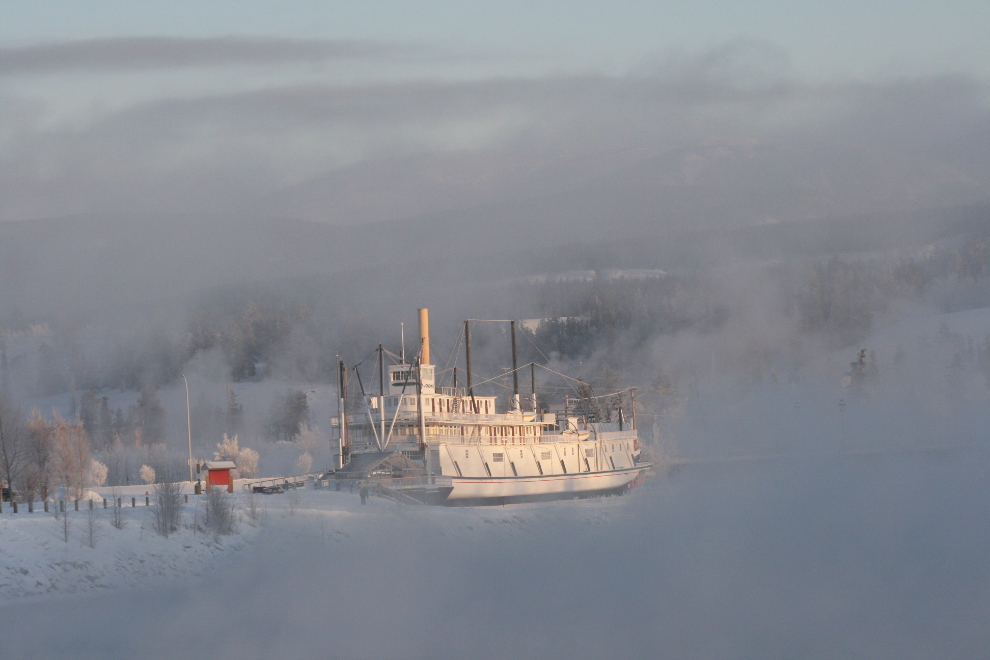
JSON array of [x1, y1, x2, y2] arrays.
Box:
[[541, 451, 551, 460], [465, 450, 469, 458], [520, 450, 523, 457], [492, 453, 504, 462]]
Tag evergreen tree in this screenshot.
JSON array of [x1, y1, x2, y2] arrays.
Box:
[[225, 388, 244, 437], [79, 389, 99, 437], [136, 385, 166, 445], [98, 396, 113, 449]]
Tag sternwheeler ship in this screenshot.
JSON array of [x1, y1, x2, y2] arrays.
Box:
[[330, 309, 649, 505]]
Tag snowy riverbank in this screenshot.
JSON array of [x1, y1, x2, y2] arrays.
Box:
[[0, 480, 633, 603]]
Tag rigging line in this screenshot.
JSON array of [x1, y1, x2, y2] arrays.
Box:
[[468, 363, 536, 390], [351, 347, 379, 370], [430, 335, 457, 389], [439, 329, 463, 389], [533, 362, 584, 394], [519, 330, 581, 395], [581, 389, 629, 401]]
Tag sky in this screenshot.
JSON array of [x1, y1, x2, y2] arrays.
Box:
[[3, 1, 989, 81], [2, 1, 989, 224]]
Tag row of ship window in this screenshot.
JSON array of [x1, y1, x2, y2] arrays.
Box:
[[383, 396, 496, 415]]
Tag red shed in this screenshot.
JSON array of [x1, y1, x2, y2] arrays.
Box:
[[202, 461, 236, 493]]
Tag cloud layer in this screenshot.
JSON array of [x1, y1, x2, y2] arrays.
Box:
[[0, 36, 427, 73], [1, 38, 988, 227]]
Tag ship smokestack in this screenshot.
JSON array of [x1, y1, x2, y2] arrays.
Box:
[[418, 308, 430, 365]]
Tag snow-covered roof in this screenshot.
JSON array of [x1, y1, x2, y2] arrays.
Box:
[[202, 461, 236, 470]]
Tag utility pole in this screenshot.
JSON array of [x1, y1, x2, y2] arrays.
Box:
[[338, 359, 348, 469], [180, 374, 193, 482]]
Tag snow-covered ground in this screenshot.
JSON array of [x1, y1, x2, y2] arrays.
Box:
[[0, 479, 630, 603], [3, 448, 990, 659], [0, 481, 256, 601]]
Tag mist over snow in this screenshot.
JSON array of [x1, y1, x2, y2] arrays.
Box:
[[3, 3, 990, 658], [4, 452, 990, 659]]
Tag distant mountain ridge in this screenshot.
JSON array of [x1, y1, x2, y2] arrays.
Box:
[[2, 201, 987, 324]]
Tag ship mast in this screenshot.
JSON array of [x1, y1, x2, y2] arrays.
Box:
[[511, 320, 519, 411]]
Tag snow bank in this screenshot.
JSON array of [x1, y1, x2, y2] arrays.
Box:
[[0, 496, 255, 601], [0, 481, 631, 603]]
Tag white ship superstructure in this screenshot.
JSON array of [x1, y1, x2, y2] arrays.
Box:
[[332, 309, 648, 504]]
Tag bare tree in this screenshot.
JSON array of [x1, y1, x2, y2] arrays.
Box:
[[108, 484, 126, 530], [53, 497, 71, 543], [287, 485, 300, 515], [243, 488, 262, 526], [0, 391, 24, 501], [202, 487, 237, 536], [83, 500, 102, 549], [150, 464, 183, 538], [23, 410, 54, 502]]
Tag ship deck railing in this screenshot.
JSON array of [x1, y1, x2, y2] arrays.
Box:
[[346, 430, 639, 448]]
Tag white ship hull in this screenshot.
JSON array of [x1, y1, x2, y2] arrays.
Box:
[[445, 464, 647, 503]]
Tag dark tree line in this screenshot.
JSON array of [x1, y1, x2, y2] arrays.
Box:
[[4, 227, 990, 405]]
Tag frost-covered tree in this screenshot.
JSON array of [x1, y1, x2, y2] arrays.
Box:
[[87, 459, 108, 487], [296, 451, 312, 475], [139, 464, 156, 485], [52, 414, 90, 501], [296, 424, 324, 454], [214, 434, 259, 478]]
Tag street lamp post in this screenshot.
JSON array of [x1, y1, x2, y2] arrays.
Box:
[[181, 374, 193, 482]]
